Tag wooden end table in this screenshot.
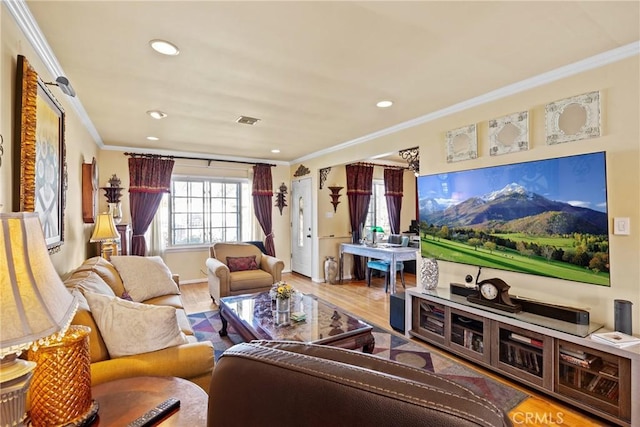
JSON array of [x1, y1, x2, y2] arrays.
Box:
[[219, 292, 375, 353], [91, 376, 207, 426]]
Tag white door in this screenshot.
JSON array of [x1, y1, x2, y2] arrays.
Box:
[[291, 178, 312, 277]]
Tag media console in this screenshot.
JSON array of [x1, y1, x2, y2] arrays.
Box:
[[405, 287, 640, 426]]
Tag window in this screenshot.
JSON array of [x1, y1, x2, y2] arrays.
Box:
[[168, 177, 251, 246], [364, 180, 390, 234]]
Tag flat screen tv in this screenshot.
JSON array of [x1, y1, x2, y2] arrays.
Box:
[[417, 151, 609, 286]]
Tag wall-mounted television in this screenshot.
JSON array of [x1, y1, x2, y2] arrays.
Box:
[[417, 151, 609, 286]]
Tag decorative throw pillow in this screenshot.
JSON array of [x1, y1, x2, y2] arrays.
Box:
[[84, 291, 188, 358], [226, 255, 259, 272], [63, 270, 116, 297], [110, 256, 180, 302]]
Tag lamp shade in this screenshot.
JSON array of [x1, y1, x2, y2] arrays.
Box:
[[90, 212, 119, 242], [0, 213, 77, 359]]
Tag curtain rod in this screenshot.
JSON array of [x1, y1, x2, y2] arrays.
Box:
[[124, 152, 275, 167], [347, 161, 408, 170]]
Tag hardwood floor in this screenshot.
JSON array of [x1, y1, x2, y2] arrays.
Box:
[[180, 272, 606, 427]]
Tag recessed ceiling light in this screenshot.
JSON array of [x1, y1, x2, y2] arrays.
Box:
[[147, 110, 167, 120], [146, 136, 159, 141], [376, 100, 393, 108], [149, 39, 180, 56], [271, 149, 280, 154]]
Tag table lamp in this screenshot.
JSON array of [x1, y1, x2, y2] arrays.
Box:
[[90, 212, 120, 259], [371, 226, 384, 246], [0, 212, 78, 426]]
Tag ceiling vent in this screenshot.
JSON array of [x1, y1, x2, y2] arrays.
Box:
[[236, 116, 260, 125]]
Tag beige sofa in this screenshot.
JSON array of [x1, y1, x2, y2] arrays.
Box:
[[205, 242, 284, 303], [63, 256, 214, 391]]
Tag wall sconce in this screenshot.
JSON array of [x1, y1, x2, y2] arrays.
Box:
[[328, 186, 343, 212], [44, 76, 76, 97], [275, 182, 288, 215]]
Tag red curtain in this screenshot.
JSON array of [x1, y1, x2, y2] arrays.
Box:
[[128, 156, 174, 256], [384, 168, 404, 234], [346, 163, 373, 280], [252, 164, 275, 256]]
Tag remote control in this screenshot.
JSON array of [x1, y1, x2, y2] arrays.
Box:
[[126, 398, 180, 427]]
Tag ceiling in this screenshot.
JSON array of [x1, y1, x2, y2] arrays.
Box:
[[22, 1, 640, 165]]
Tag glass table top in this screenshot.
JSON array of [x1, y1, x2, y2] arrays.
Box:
[[219, 292, 372, 343]]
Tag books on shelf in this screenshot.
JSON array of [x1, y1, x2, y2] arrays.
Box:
[[423, 315, 444, 334], [591, 331, 640, 348], [598, 363, 619, 378], [509, 332, 543, 348], [559, 351, 600, 369], [560, 347, 587, 359]]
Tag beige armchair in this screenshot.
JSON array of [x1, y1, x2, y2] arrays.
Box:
[[206, 242, 284, 303]]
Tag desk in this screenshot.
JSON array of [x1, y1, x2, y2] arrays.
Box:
[[339, 243, 418, 294], [91, 376, 208, 426]]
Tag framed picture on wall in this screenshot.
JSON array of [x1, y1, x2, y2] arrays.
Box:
[[14, 55, 67, 252]]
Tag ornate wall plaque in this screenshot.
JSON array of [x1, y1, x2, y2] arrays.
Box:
[[294, 164, 310, 177], [545, 91, 600, 145], [446, 124, 477, 163], [489, 111, 529, 156]]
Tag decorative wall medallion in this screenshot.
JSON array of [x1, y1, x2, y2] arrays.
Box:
[[489, 111, 529, 156], [545, 91, 600, 145], [294, 164, 310, 177], [446, 124, 477, 162]]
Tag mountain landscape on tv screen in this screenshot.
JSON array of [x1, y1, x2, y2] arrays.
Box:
[[420, 183, 608, 236], [417, 152, 610, 286]]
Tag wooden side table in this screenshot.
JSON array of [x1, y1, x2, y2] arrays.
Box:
[[91, 376, 207, 426]]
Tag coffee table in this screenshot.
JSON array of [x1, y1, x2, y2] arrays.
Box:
[[218, 292, 375, 353]]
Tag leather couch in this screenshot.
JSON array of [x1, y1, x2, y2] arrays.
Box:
[[208, 340, 512, 426], [205, 242, 284, 303], [63, 256, 215, 391]]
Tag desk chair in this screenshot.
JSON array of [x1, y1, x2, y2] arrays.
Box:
[[366, 235, 409, 293]]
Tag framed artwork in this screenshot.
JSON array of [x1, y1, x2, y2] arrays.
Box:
[[446, 124, 477, 163], [14, 55, 67, 252], [489, 111, 529, 156], [545, 91, 600, 145]]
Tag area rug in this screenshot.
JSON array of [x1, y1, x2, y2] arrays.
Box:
[[188, 309, 528, 412]]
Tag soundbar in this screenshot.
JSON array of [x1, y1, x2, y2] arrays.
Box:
[[513, 297, 590, 325], [449, 283, 590, 325]]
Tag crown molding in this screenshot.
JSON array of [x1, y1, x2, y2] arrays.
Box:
[[5, 0, 104, 147], [293, 41, 640, 164]]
